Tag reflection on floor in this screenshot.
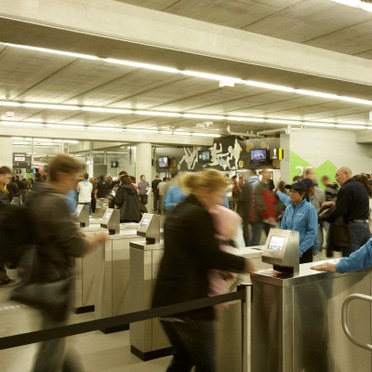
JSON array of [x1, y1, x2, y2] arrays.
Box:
[[0, 269, 171, 372]]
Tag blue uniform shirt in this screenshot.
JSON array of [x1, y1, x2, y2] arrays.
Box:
[[336, 238, 372, 272], [280, 198, 318, 255]]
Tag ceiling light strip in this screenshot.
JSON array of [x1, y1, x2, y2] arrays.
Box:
[[3, 42, 372, 107]]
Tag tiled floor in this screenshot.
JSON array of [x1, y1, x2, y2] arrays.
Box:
[[0, 270, 171, 372]]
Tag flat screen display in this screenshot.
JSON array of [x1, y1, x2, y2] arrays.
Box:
[[250, 149, 268, 165], [198, 150, 211, 163], [268, 236, 285, 252], [102, 209, 112, 222], [158, 156, 169, 169], [140, 216, 150, 230]]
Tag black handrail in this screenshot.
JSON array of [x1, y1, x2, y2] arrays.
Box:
[[0, 286, 249, 350]]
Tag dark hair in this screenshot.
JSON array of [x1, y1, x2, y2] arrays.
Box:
[[48, 154, 82, 182], [353, 174, 372, 197], [120, 175, 132, 185], [0, 166, 11, 175], [84, 173, 89, 180]]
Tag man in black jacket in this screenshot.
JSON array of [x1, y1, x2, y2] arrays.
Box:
[[323, 166, 370, 257], [153, 169, 253, 372]]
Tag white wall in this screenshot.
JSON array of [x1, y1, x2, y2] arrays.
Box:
[[289, 128, 372, 174]]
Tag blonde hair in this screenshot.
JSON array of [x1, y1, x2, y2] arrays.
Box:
[[179, 172, 199, 195], [196, 169, 227, 191]]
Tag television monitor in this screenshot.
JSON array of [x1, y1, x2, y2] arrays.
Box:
[[197, 150, 211, 163], [158, 156, 169, 169], [249, 149, 268, 165], [111, 160, 119, 168]]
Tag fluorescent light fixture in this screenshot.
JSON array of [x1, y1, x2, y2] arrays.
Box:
[[22, 102, 78, 110], [0, 101, 21, 107], [81, 106, 133, 114], [191, 132, 221, 137], [125, 128, 159, 134], [3, 42, 100, 60], [3, 42, 372, 109], [105, 58, 179, 74], [45, 124, 86, 130], [226, 116, 265, 123], [134, 110, 181, 118], [174, 131, 192, 136], [87, 126, 124, 132], [243, 80, 296, 93], [0, 120, 43, 128], [331, 0, 372, 12], [182, 113, 226, 120]]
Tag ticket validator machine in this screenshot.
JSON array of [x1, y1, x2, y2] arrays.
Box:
[[100, 208, 120, 235], [74, 204, 90, 228], [129, 213, 170, 360], [136, 213, 160, 244], [261, 228, 300, 275]]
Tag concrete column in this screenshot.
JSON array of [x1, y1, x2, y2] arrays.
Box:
[[135, 143, 152, 211], [0, 137, 12, 168]]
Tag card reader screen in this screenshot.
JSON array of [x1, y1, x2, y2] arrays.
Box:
[[268, 236, 285, 251], [140, 217, 150, 229]]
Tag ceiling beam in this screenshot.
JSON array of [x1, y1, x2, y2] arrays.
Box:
[[2, 0, 372, 90]]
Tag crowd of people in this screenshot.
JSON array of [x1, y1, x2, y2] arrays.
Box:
[[2, 159, 372, 371]]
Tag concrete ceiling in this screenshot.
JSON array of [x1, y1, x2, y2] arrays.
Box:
[[1, 0, 372, 144]]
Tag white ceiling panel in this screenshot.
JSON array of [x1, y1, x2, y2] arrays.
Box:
[[2, 0, 372, 143]]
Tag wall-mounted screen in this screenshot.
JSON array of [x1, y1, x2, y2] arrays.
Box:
[[250, 149, 268, 165], [158, 156, 169, 169], [197, 150, 211, 163], [268, 236, 285, 252]]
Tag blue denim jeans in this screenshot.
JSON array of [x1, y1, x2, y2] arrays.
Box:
[[345, 222, 371, 257], [161, 319, 216, 372], [249, 222, 264, 246]]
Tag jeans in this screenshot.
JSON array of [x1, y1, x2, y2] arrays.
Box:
[[345, 222, 371, 257], [32, 312, 84, 372], [249, 223, 264, 246], [161, 319, 216, 372]]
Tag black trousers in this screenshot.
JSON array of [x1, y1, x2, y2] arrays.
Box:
[[300, 248, 313, 264]]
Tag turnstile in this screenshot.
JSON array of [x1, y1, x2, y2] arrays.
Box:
[[251, 263, 372, 372]]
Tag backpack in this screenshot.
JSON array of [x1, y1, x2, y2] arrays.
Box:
[[0, 203, 34, 267]]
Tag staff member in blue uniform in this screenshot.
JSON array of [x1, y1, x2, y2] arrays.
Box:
[[280, 180, 318, 263]]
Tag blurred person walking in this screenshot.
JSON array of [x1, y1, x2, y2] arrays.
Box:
[[77, 173, 93, 214], [0, 166, 13, 285], [114, 174, 141, 223], [153, 169, 254, 372], [138, 174, 150, 205], [237, 169, 260, 246], [23, 154, 107, 372]]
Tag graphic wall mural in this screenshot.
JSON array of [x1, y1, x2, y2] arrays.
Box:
[[289, 150, 337, 186], [178, 136, 281, 172]]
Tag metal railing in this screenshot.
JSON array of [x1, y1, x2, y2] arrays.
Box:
[[341, 293, 372, 352], [0, 284, 251, 353]]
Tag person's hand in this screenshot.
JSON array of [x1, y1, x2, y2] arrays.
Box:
[[94, 232, 108, 245], [245, 260, 255, 274], [311, 263, 337, 272]]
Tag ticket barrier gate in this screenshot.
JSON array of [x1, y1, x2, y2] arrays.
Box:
[[251, 229, 372, 372]]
